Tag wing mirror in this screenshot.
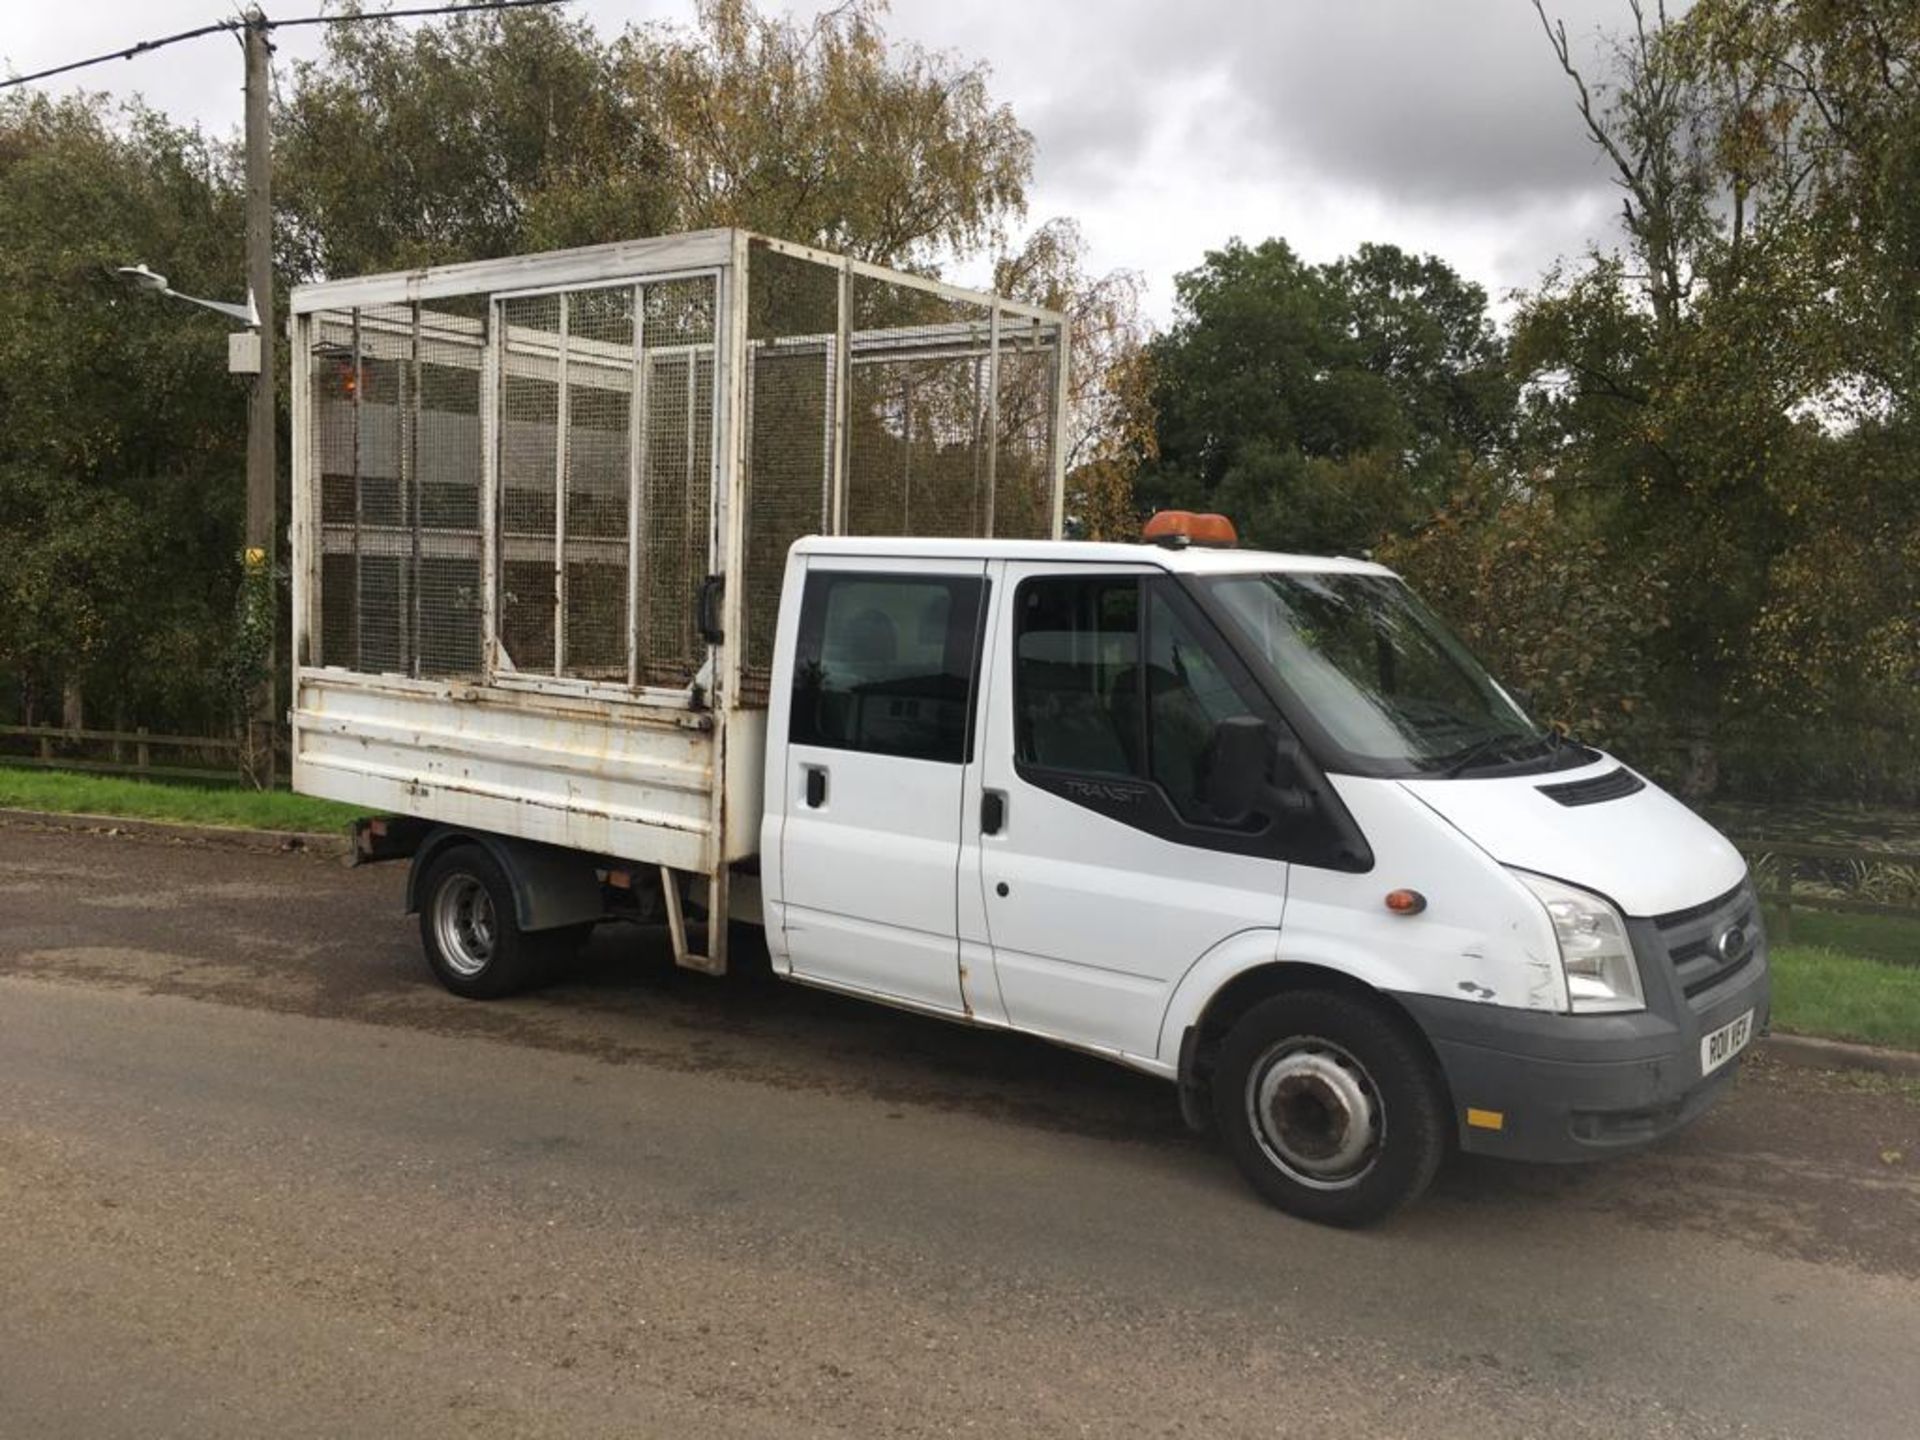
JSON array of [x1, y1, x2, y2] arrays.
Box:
[[1203, 716, 1314, 827]]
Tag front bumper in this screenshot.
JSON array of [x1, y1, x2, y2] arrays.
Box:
[[1394, 888, 1771, 1164]]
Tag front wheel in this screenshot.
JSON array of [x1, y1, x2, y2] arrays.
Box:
[[1213, 990, 1449, 1226]]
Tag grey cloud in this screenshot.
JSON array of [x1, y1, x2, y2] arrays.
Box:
[[900, 1, 1642, 213], [1216, 1, 1632, 206]]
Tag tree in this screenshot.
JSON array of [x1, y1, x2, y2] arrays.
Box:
[[276, 0, 1034, 277], [1, 0, 1056, 754], [275, 4, 672, 280], [1376, 466, 1671, 747], [994, 218, 1156, 539], [1507, 0, 1920, 795], [1329, 244, 1515, 467], [0, 92, 247, 730], [1142, 238, 1509, 555], [621, 0, 1032, 270]]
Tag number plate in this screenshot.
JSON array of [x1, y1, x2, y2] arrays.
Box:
[[1700, 1009, 1754, 1076]]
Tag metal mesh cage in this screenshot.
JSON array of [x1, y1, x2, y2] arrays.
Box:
[[300, 232, 1061, 711]]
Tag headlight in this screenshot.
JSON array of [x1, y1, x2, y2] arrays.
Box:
[[1514, 872, 1645, 1014]]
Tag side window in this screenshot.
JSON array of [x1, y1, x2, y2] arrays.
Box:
[[792, 571, 986, 763], [1143, 587, 1264, 822], [1014, 573, 1273, 828], [1013, 574, 1139, 775]]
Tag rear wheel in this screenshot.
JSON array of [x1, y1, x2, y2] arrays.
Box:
[[1213, 989, 1448, 1226], [418, 847, 544, 1000]]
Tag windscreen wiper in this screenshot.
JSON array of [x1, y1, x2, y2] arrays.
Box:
[[1439, 732, 1539, 778]]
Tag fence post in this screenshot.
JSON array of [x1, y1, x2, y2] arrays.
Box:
[[136, 726, 151, 776], [38, 732, 51, 764]]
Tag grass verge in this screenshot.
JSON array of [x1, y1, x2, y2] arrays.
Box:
[[1771, 907, 1920, 968], [1771, 944, 1920, 1051], [0, 767, 369, 834]]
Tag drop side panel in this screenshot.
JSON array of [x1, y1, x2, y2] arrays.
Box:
[[292, 670, 717, 873]]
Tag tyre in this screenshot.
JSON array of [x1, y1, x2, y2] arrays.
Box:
[[417, 846, 545, 1000], [1212, 989, 1448, 1226]]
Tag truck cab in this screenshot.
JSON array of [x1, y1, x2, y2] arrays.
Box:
[[756, 530, 1769, 1224]]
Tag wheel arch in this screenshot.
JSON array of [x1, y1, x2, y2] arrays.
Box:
[[1169, 959, 1454, 1133], [405, 828, 607, 934]]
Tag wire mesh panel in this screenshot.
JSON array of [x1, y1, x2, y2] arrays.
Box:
[[741, 243, 840, 697], [637, 277, 718, 687], [498, 293, 562, 675], [846, 274, 996, 541], [310, 307, 359, 668], [734, 247, 1064, 699], [308, 298, 488, 678], [990, 310, 1061, 540], [353, 302, 412, 674], [562, 288, 636, 681], [491, 279, 715, 688], [415, 296, 488, 676]]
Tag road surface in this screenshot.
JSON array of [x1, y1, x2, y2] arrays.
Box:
[[1, 818, 1917, 1438]]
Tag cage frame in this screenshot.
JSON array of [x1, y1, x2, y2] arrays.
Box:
[[289, 227, 1067, 921], [290, 227, 1068, 720]]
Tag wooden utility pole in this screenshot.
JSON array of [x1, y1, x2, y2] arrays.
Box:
[[243, 8, 277, 787]]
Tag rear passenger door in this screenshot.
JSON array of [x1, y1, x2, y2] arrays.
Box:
[[777, 558, 989, 1015], [971, 564, 1289, 1060]]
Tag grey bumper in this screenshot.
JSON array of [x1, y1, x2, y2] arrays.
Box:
[[1394, 884, 1771, 1164]]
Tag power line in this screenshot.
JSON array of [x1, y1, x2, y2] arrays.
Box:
[[2, 21, 240, 90], [1, 1, 570, 91], [270, 1, 571, 32]]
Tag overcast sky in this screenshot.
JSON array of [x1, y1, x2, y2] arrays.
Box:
[[4, 0, 1642, 323]]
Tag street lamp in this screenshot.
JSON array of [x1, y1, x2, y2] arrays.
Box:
[[117, 265, 263, 378], [115, 264, 260, 327], [115, 251, 275, 787]]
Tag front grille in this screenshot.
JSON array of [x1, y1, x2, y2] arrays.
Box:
[[1652, 882, 1761, 1002], [1538, 767, 1646, 806]]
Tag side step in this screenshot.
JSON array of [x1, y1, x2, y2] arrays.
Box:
[[660, 865, 728, 976]]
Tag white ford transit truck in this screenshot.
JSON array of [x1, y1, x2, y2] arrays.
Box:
[[290, 231, 1768, 1224]]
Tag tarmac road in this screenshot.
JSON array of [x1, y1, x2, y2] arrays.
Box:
[[1, 818, 1917, 1439]]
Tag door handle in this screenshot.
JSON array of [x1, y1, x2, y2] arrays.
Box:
[[981, 789, 1006, 835], [804, 766, 828, 809]]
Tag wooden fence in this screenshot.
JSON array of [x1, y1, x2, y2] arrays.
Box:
[[0, 723, 247, 784], [3, 724, 1917, 942], [1734, 838, 1920, 949]]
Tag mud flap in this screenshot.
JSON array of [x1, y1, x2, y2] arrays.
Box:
[[1177, 1025, 1214, 1134]]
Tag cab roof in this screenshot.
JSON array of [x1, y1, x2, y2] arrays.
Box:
[[791, 535, 1396, 578]]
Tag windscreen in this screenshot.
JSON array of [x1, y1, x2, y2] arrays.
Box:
[[1204, 571, 1545, 776]]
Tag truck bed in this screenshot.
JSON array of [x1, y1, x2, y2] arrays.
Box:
[[293, 670, 721, 873]]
